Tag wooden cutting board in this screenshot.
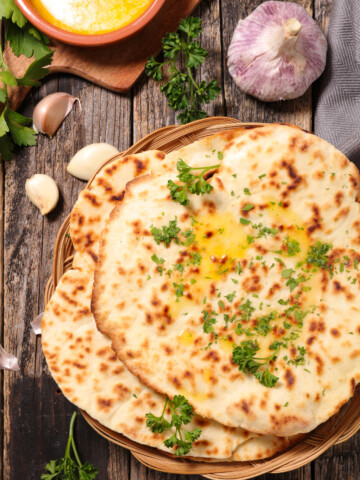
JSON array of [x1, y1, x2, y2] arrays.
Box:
[[4, 0, 201, 110]]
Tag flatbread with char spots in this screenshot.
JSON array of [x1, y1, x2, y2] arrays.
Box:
[[92, 124, 360, 437], [43, 132, 299, 461]]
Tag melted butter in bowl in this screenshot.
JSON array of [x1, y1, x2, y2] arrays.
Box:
[[28, 0, 155, 35]]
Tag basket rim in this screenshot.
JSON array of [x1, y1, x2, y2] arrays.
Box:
[[46, 117, 360, 480]]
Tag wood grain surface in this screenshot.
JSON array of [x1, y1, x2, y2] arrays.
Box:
[[3, 1, 359, 479]]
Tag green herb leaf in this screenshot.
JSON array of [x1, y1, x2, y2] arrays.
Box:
[[242, 203, 254, 212], [232, 340, 279, 388], [146, 395, 202, 456], [145, 17, 220, 124], [41, 412, 98, 479], [167, 160, 219, 205]]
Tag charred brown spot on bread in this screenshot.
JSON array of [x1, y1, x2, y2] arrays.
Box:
[[314, 355, 324, 375], [309, 319, 326, 333], [306, 336, 315, 346], [204, 350, 220, 362], [334, 206, 350, 222], [266, 282, 281, 298], [333, 280, 345, 293], [110, 191, 125, 202], [330, 328, 341, 337], [203, 200, 216, 214], [155, 152, 165, 160], [334, 191, 344, 207], [240, 400, 251, 414], [168, 375, 182, 388], [97, 398, 113, 411], [242, 275, 262, 293], [59, 291, 77, 306], [113, 383, 130, 400], [135, 159, 147, 175], [162, 345, 173, 355], [83, 191, 101, 207], [284, 368, 295, 389], [307, 204, 322, 234]]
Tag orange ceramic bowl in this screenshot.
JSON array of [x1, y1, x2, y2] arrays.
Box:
[[15, 0, 167, 47]]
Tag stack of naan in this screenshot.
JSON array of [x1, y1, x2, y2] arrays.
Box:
[[42, 124, 360, 463]]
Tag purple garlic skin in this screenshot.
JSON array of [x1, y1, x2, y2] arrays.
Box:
[[227, 1, 327, 102]]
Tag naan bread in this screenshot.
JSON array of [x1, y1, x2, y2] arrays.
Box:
[[42, 267, 296, 460], [93, 124, 360, 437], [70, 151, 167, 267], [43, 138, 296, 461]]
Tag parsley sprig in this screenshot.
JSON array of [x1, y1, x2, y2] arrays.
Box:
[[232, 340, 279, 388], [145, 17, 220, 124], [146, 395, 202, 456], [41, 412, 98, 480], [168, 159, 220, 205], [0, 1, 53, 160]]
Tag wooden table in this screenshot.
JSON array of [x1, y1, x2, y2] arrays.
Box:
[[2, 0, 360, 479]]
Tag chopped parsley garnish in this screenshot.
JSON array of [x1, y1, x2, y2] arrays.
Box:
[[173, 282, 185, 301], [244, 188, 251, 195], [151, 218, 181, 246], [167, 160, 219, 206], [146, 395, 202, 456], [217, 151, 224, 160], [238, 299, 255, 322], [188, 252, 202, 265], [225, 291, 236, 303], [252, 223, 278, 239], [306, 242, 333, 276], [288, 346, 306, 366], [232, 340, 279, 388], [242, 203, 254, 212], [151, 254, 165, 265], [202, 309, 217, 334], [253, 311, 276, 336], [240, 217, 251, 225], [284, 237, 301, 256], [181, 228, 195, 246]]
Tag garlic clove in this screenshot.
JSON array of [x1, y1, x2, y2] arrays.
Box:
[[31, 312, 44, 335], [0, 345, 20, 371], [25, 174, 59, 215], [67, 143, 120, 181], [33, 92, 80, 138], [227, 1, 327, 102]]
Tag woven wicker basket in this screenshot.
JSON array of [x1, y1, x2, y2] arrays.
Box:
[[44, 117, 360, 479]]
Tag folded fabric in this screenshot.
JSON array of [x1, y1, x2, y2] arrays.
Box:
[[314, 0, 360, 165]]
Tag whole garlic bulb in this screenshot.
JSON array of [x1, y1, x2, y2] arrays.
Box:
[[25, 174, 59, 215], [227, 1, 327, 102], [67, 143, 119, 181]]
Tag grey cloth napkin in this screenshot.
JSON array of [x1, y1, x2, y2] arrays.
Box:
[[314, 0, 360, 165]]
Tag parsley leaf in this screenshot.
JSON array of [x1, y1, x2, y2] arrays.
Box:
[[232, 340, 279, 388], [145, 17, 220, 124], [146, 395, 202, 456], [168, 159, 219, 205], [41, 412, 98, 480]]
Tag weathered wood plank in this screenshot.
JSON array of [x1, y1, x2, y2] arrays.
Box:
[[221, 0, 313, 131], [3, 71, 132, 479]]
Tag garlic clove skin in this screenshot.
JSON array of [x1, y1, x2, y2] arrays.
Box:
[[227, 1, 327, 102], [25, 174, 59, 215], [33, 92, 80, 138], [0, 345, 20, 371], [31, 312, 44, 335], [67, 143, 120, 181]]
